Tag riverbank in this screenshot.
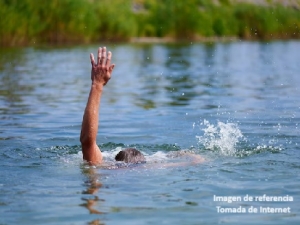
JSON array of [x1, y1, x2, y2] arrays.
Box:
[[130, 36, 239, 43], [1, 0, 300, 47]]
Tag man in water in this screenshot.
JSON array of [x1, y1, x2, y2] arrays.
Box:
[[80, 47, 203, 166], [80, 46, 146, 165]]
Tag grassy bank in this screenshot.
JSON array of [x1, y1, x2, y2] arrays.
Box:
[[1, 0, 300, 46]]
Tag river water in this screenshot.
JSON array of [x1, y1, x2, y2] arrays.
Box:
[[0, 41, 299, 224]]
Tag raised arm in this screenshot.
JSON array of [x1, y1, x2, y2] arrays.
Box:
[[80, 47, 115, 165]]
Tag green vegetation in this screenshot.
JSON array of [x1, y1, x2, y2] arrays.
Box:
[[1, 0, 300, 46]]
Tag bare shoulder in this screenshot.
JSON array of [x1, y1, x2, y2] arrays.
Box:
[[96, 150, 205, 170], [143, 150, 205, 169], [182, 152, 205, 164]]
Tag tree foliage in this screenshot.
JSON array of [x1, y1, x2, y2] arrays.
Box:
[[0, 0, 299, 46]]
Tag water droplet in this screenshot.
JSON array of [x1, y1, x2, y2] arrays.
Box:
[[196, 120, 243, 156]]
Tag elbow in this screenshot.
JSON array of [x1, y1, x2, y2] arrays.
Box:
[[80, 131, 94, 147], [80, 135, 85, 145], [80, 130, 85, 144], [80, 134, 89, 146]]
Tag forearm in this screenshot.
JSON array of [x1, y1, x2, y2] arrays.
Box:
[[80, 83, 103, 145]]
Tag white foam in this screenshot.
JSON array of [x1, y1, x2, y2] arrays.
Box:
[[58, 151, 83, 165], [102, 147, 169, 163], [145, 151, 169, 163], [196, 120, 244, 156], [102, 147, 123, 162], [59, 147, 203, 167]]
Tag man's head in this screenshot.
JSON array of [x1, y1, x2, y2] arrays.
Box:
[[115, 148, 146, 163]]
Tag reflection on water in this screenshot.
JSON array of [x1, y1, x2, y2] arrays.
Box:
[[0, 42, 299, 143], [1, 42, 299, 116], [134, 44, 197, 108], [81, 167, 104, 214], [164, 45, 196, 106], [0, 48, 34, 115], [0, 41, 300, 225]]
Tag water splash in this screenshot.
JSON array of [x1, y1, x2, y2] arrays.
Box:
[[196, 120, 244, 156], [102, 147, 169, 164]]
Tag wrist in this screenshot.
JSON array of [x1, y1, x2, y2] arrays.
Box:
[[91, 82, 104, 91]]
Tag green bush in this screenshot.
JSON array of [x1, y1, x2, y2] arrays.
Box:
[[94, 0, 137, 41], [0, 0, 299, 46]]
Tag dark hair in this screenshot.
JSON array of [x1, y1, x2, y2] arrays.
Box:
[[115, 148, 146, 163]]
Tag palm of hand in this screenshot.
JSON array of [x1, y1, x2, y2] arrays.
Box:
[[90, 47, 115, 86]]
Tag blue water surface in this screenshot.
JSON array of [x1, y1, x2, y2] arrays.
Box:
[[0, 41, 299, 225]]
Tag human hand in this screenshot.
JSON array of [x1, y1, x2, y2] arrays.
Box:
[[90, 47, 115, 86]]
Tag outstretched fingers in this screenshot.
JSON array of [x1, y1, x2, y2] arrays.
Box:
[[109, 64, 115, 73], [106, 51, 112, 67], [101, 47, 106, 67], [105, 50, 115, 74], [97, 47, 102, 65], [90, 53, 95, 66], [91, 47, 115, 84]]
